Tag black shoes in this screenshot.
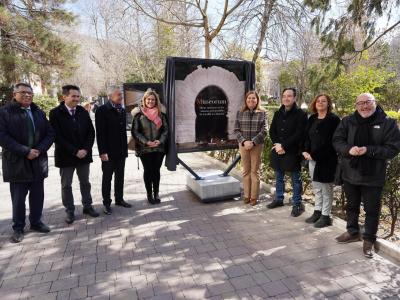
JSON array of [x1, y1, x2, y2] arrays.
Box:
[[314, 215, 332, 228], [65, 212, 75, 224], [10, 230, 24, 243], [103, 206, 112, 215], [147, 193, 156, 205], [115, 199, 132, 208], [153, 193, 161, 204], [267, 200, 284, 209], [83, 206, 100, 218], [305, 210, 321, 223], [31, 222, 51, 233], [291, 204, 304, 217]]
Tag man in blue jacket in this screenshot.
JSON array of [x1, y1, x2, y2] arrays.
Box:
[[0, 83, 55, 243]]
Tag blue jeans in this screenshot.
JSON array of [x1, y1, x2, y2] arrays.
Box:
[[275, 169, 302, 206]]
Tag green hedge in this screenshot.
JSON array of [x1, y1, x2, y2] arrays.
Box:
[[34, 95, 59, 115], [386, 111, 400, 122]]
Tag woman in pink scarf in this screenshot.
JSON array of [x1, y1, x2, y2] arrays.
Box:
[[131, 90, 168, 204]]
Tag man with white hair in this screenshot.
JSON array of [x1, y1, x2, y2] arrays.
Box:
[[95, 86, 130, 215], [333, 93, 400, 258]]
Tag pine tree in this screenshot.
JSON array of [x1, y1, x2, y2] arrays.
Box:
[[305, 0, 400, 67], [0, 0, 77, 88]]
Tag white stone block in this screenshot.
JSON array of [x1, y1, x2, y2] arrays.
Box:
[[186, 169, 241, 202]]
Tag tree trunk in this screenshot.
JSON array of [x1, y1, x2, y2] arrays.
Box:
[[252, 0, 276, 63], [205, 37, 211, 59]]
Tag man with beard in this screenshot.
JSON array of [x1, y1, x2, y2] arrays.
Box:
[[333, 93, 400, 258]]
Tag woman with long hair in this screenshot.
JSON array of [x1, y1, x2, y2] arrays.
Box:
[[303, 94, 340, 227], [234, 91, 267, 206], [131, 89, 168, 204]]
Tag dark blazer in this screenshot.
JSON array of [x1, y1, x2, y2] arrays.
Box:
[[303, 113, 340, 183], [269, 103, 307, 171], [95, 101, 128, 161], [49, 102, 95, 168], [0, 100, 54, 182], [131, 107, 168, 157], [333, 107, 400, 187]]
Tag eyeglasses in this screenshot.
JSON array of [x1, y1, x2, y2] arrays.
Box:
[[16, 91, 33, 96], [355, 100, 374, 107]]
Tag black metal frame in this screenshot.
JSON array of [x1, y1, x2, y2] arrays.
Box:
[[164, 56, 256, 171], [177, 154, 241, 180]]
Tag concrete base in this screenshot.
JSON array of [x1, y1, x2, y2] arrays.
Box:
[[186, 169, 241, 202]]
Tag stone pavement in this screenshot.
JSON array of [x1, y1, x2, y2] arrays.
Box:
[[0, 152, 399, 300]]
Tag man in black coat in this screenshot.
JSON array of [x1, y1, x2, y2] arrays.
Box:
[[0, 83, 54, 243], [267, 88, 308, 217], [333, 93, 400, 258], [49, 85, 99, 224], [95, 86, 130, 215]]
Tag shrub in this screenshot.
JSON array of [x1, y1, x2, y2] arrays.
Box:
[[381, 154, 400, 238], [386, 111, 400, 123], [34, 95, 59, 115]]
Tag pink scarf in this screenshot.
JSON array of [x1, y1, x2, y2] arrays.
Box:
[[142, 107, 162, 129]]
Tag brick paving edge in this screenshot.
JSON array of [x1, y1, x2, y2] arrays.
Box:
[[195, 152, 400, 264]]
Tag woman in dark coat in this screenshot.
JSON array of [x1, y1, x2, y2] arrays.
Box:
[[302, 94, 340, 228], [132, 89, 168, 204]]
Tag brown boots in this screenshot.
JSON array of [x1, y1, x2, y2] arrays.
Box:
[[243, 197, 257, 206]]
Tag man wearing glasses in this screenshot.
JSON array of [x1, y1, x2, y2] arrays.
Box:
[[333, 93, 400, 258], [0, 83, 55, 243]]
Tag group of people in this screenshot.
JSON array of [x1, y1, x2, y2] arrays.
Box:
[[1, 82, 400, 259], [234, 88, 400, 258], [0, 83, 168, 243]]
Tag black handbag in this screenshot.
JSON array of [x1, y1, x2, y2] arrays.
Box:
[[334, 156, 343, 185]]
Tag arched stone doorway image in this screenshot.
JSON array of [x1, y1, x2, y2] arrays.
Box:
[[174, 65, 245, 150], [194, 85, 228, 145]]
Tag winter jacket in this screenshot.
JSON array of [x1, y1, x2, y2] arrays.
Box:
[[303, 112, 340, 183], [234, 109, 267, 146], [269, 103, 307, 171], [95, 101, 128, 161], [49, 102, 95, 168], [0, 100, 54, 182], [332, 107, 400, 187], [131, 106, 168, 156]]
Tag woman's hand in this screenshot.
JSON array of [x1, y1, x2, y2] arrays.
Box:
[[243, 141, 254, 150], [146, 141, 157, 148], [302, 152, 313, 161]]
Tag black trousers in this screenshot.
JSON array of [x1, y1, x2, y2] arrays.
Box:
[[101, 158, 126, 206], [10, 180, 44, 231], [139, 152, 165, 195], [343, 181, 383, 242]]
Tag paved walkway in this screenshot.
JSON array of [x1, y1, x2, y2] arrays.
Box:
[[0, 152, 399, 300]]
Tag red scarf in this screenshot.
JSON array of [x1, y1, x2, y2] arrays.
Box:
[[142, 107, 162, 129]]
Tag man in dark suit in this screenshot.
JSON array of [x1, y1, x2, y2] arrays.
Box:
[[95, 86, 130, 215], [49, 85, 99, 224], [267, 87, 308, 217], [0, 83, 54, 243]]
